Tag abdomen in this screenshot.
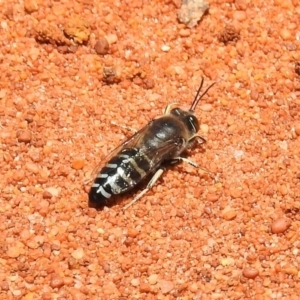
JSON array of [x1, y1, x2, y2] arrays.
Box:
[[88, 148, 152, 206]]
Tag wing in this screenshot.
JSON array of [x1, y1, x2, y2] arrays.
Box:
[[85, 123, 183, 185], [136, 137, 183, 170], [84, 123, 155, 185]]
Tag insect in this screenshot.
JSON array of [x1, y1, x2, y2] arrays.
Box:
[[88, 77, 215, 210]]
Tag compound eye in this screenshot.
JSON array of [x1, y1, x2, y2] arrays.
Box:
[[187, 115, 199, 133]]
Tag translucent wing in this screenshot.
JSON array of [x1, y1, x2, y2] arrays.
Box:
[[84, 123, 155, 185], [85, 123, 182, 185], [134, 137, 183, 170]]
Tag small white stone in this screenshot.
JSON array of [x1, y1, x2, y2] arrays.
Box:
[[200, 124, 209, 134], [199, 103, 212, 111], [131, 278, 140, 287], [45, 187, 60, 197], [233, 149, 244, 159], [1, 21, 8, 30], [148, 274, 158, 285], [161, 45, 170, 52], [105, 33, 118, 45], [97, 228, 105, 234], [71, 247, 85, 260]]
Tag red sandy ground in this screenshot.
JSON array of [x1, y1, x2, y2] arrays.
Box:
[[1, 0, 300, 299]]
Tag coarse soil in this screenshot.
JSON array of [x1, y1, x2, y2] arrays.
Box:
[[1, 0, 300, 299]]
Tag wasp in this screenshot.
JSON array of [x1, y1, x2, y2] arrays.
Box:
[[88, 77, 215, 210]]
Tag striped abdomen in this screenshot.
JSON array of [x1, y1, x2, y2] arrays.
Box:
[[88, 148, 152, 206]]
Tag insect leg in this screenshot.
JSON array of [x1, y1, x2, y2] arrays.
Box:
[[171, 157, 217, 182], [171, 157, 199, 168], [122, 168, 165, 210], [192, 135, 206, 145], [110, 121, 137, 133]]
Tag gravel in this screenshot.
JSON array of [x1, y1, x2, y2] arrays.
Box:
[[1, 0, 300, 299]]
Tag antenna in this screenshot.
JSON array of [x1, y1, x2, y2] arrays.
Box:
[[190, 77, 215, 112]]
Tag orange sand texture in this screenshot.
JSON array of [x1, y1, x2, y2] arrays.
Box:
[[1, 0, 300, 299]]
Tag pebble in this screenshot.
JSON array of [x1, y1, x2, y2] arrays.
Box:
[[17, 130, 32, 143], [199, 103, 213, 112], [230, 188, 242, 199], [29, 47, 40, 61], [221, 207, 237, 221], [179, 29, 191, 37], [72, 159, 85, 170], [23, 292, 35, 300], [190, 282, 198, 292], [38, 200, 50, 216], [0, 89, 6, 98], [127, 228, 139, 238], [271, 217, 291, 234], [39, 170, 49, 183], [27, 236, 44, 249], [200, 124, 209, 134], [52, 3, 65, 16], [148, 274, 158, 285], [51, 240, 61, 251], [105, 34, 118, 45], [70, 291, 86, 300], [140, 282, 151, 293], [293, 123, 300, 136], [1, 21, 8, 30], [95, 37, 110, 55], [161, 45, 170, 52], [242, 267, 259, 279], [234, 0, 248, 10], [48, 226, 59, 237], [158, 279, 174, 294], [131, 278, 140, 287], [42, 191, 53, 199], [20, 229, 31, 241], [233, 11, 247, 21], [25, 163, 39, 174], [0, 281, 9, 291], [64, 16, 90, 44], [13, 170, 25, 182], [206, 193, 219, 202], [226, 116, 235, 126], [177, 0, 209, 28], [12, 290, 22, 297], [45, 187, 60, 197], [50, 275, 64, 289], [221, 257, 235, 266], [71, 247, 85, 260], [64, 277, 74, 286], [279, 28, 292, 41], [211, 293, 224, 299], [7, 245, 24, 258], [24, 0, 39, 13], [102, 261, 110, 273], [283, 266, 298, 276]]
